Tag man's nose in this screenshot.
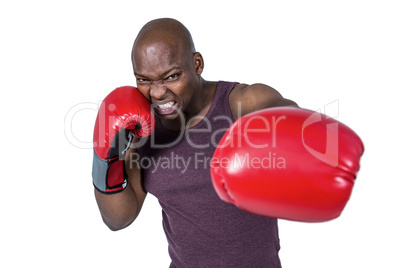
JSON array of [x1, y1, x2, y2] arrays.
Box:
[[149, 81, 167, 100]]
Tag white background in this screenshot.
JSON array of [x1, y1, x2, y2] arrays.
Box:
[[1, 0, 401, 267]]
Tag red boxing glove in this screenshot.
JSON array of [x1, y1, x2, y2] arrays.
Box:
[[92, 86, 154, 194], [210, 107, 364, 222]]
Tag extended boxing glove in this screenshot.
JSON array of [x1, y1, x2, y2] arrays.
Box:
[[92, 86, 154, 194], [210, 107, 364, 222]]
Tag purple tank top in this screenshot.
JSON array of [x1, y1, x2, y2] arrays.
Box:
[[138, 81, 281, 267]]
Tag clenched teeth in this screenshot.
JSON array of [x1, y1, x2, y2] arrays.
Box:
[[158, 101, 174, 109]]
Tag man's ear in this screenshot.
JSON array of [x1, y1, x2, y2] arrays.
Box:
[[193, 52, 204, 75]]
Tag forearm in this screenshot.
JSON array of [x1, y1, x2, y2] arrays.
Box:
[[94, 183, 139, 231], [91, 86, 152, 231]]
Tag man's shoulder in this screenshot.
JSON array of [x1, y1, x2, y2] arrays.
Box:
[[229, 83, 297, 119], [230, 82, 281, 96]]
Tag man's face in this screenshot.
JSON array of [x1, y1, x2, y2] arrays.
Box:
[[132, 40, 199, 121]]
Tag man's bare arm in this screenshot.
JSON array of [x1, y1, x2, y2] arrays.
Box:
[[229, 83, 298, 119], [94, 146, 147, 231]]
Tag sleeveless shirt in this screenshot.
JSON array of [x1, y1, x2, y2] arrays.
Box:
[[138, 81, 281, 267]]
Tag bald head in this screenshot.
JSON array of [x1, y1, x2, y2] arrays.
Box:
[[132, 18, 195, 64], [131, 19, 207, 122]]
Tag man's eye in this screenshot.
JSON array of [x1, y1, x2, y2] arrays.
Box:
[[167, 74, 179, 80], [137, 78, 149, 83]]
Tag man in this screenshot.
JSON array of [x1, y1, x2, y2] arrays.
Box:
[[92, 18, 363, 267]]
